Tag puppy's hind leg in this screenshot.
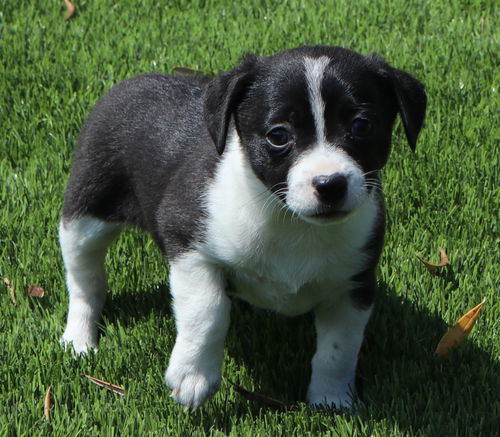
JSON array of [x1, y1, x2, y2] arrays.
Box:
[[59, 216, 122, 354]]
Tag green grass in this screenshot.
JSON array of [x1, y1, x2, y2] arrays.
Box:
[[0, 0, 498, 435]]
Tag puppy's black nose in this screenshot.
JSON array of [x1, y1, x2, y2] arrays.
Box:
[[312, 174, 348, 205]]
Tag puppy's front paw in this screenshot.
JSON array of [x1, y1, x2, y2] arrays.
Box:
[[306, 380, 356, 411], [165, 351, 221, 409], [165, 340, 222, 409]]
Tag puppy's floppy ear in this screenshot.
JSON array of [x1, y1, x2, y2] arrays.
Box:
[[204, 54, 257, 154], [368, 54, 427, 151], [389, 67, 427, 151]]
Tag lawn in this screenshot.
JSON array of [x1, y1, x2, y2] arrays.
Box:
[[0, 0, 498, 436]]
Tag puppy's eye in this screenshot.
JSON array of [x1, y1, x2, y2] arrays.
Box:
[[350, 118, 372, 138], [266, 127, 290, 148]]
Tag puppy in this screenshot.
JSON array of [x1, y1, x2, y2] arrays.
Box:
[[59, 46, 426, 409]]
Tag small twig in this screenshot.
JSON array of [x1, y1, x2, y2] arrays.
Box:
[[85, 374, 125, 396], [227, 379, 300, 412]]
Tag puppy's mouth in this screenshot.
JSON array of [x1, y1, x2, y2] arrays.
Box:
[[285, 191, 367, 224], [301, 204, 354, 224], [310, 207, 350, 221]]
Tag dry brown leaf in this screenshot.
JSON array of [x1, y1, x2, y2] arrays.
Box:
[[63, 0, 75, 20], [27, 284, 45, 298], [227, 379, 300, 412], [44, 386, 52, 421], [3, 277, 16, 305], [416, 248, 449, 273], [172, 67, 205, 76], [85, 374, 125, 396], [435, 298, 486, 357]]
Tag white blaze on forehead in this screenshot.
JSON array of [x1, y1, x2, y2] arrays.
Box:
[[303, 56, 330, 145]]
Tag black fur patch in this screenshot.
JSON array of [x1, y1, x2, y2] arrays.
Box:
[[349, 194, 386, 309], [62, 73, 218, 257]]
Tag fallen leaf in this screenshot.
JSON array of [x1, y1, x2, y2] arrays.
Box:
[[172, 66, 205, 76], [435, 298, 486, 357], [27, 284, 45, 298], [227, 379, 299, 412], [416, 248, 449, 273], [63, 0, 75, 20], [3, 277, 16, 305], [44, 386, 52, 421], [85, 375, 125, 396]]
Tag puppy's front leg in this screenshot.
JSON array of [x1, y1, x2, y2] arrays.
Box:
[[165, 252, 230, 409], [307, 293, 372, 410]]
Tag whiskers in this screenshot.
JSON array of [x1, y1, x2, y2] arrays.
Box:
[[362, 169, 384, 194], [240, 181, 298, 224], [273, 185, 301, 224]]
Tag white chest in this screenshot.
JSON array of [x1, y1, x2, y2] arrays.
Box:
[[224, 223, 371, 315]]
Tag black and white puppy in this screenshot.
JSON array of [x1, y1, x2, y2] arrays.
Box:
[[59, 46, 426, 409]]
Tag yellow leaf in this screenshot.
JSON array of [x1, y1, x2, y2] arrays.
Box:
[[3, 277, 16, 305], [435, 298, 486, 357]]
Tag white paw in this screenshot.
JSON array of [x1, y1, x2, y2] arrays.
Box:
[[165, 356, 221, 409], [60, 329, 98, 355], [306, 381, 356, 410]]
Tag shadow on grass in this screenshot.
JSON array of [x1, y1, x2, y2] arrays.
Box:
[[101, 281, 497, 436], [215, 283, 498, 436], [360, 284, 498, 436], [102, 283, 172, 327]]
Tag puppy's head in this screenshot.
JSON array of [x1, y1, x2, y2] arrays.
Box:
[[204, 46, 427, 223]]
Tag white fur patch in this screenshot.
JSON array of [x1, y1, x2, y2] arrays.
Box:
[[59, 217, 121, 354], [304, 56, 330, 144]]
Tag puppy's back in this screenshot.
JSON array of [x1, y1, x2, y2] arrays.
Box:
[[62, 73, 217, 237]]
